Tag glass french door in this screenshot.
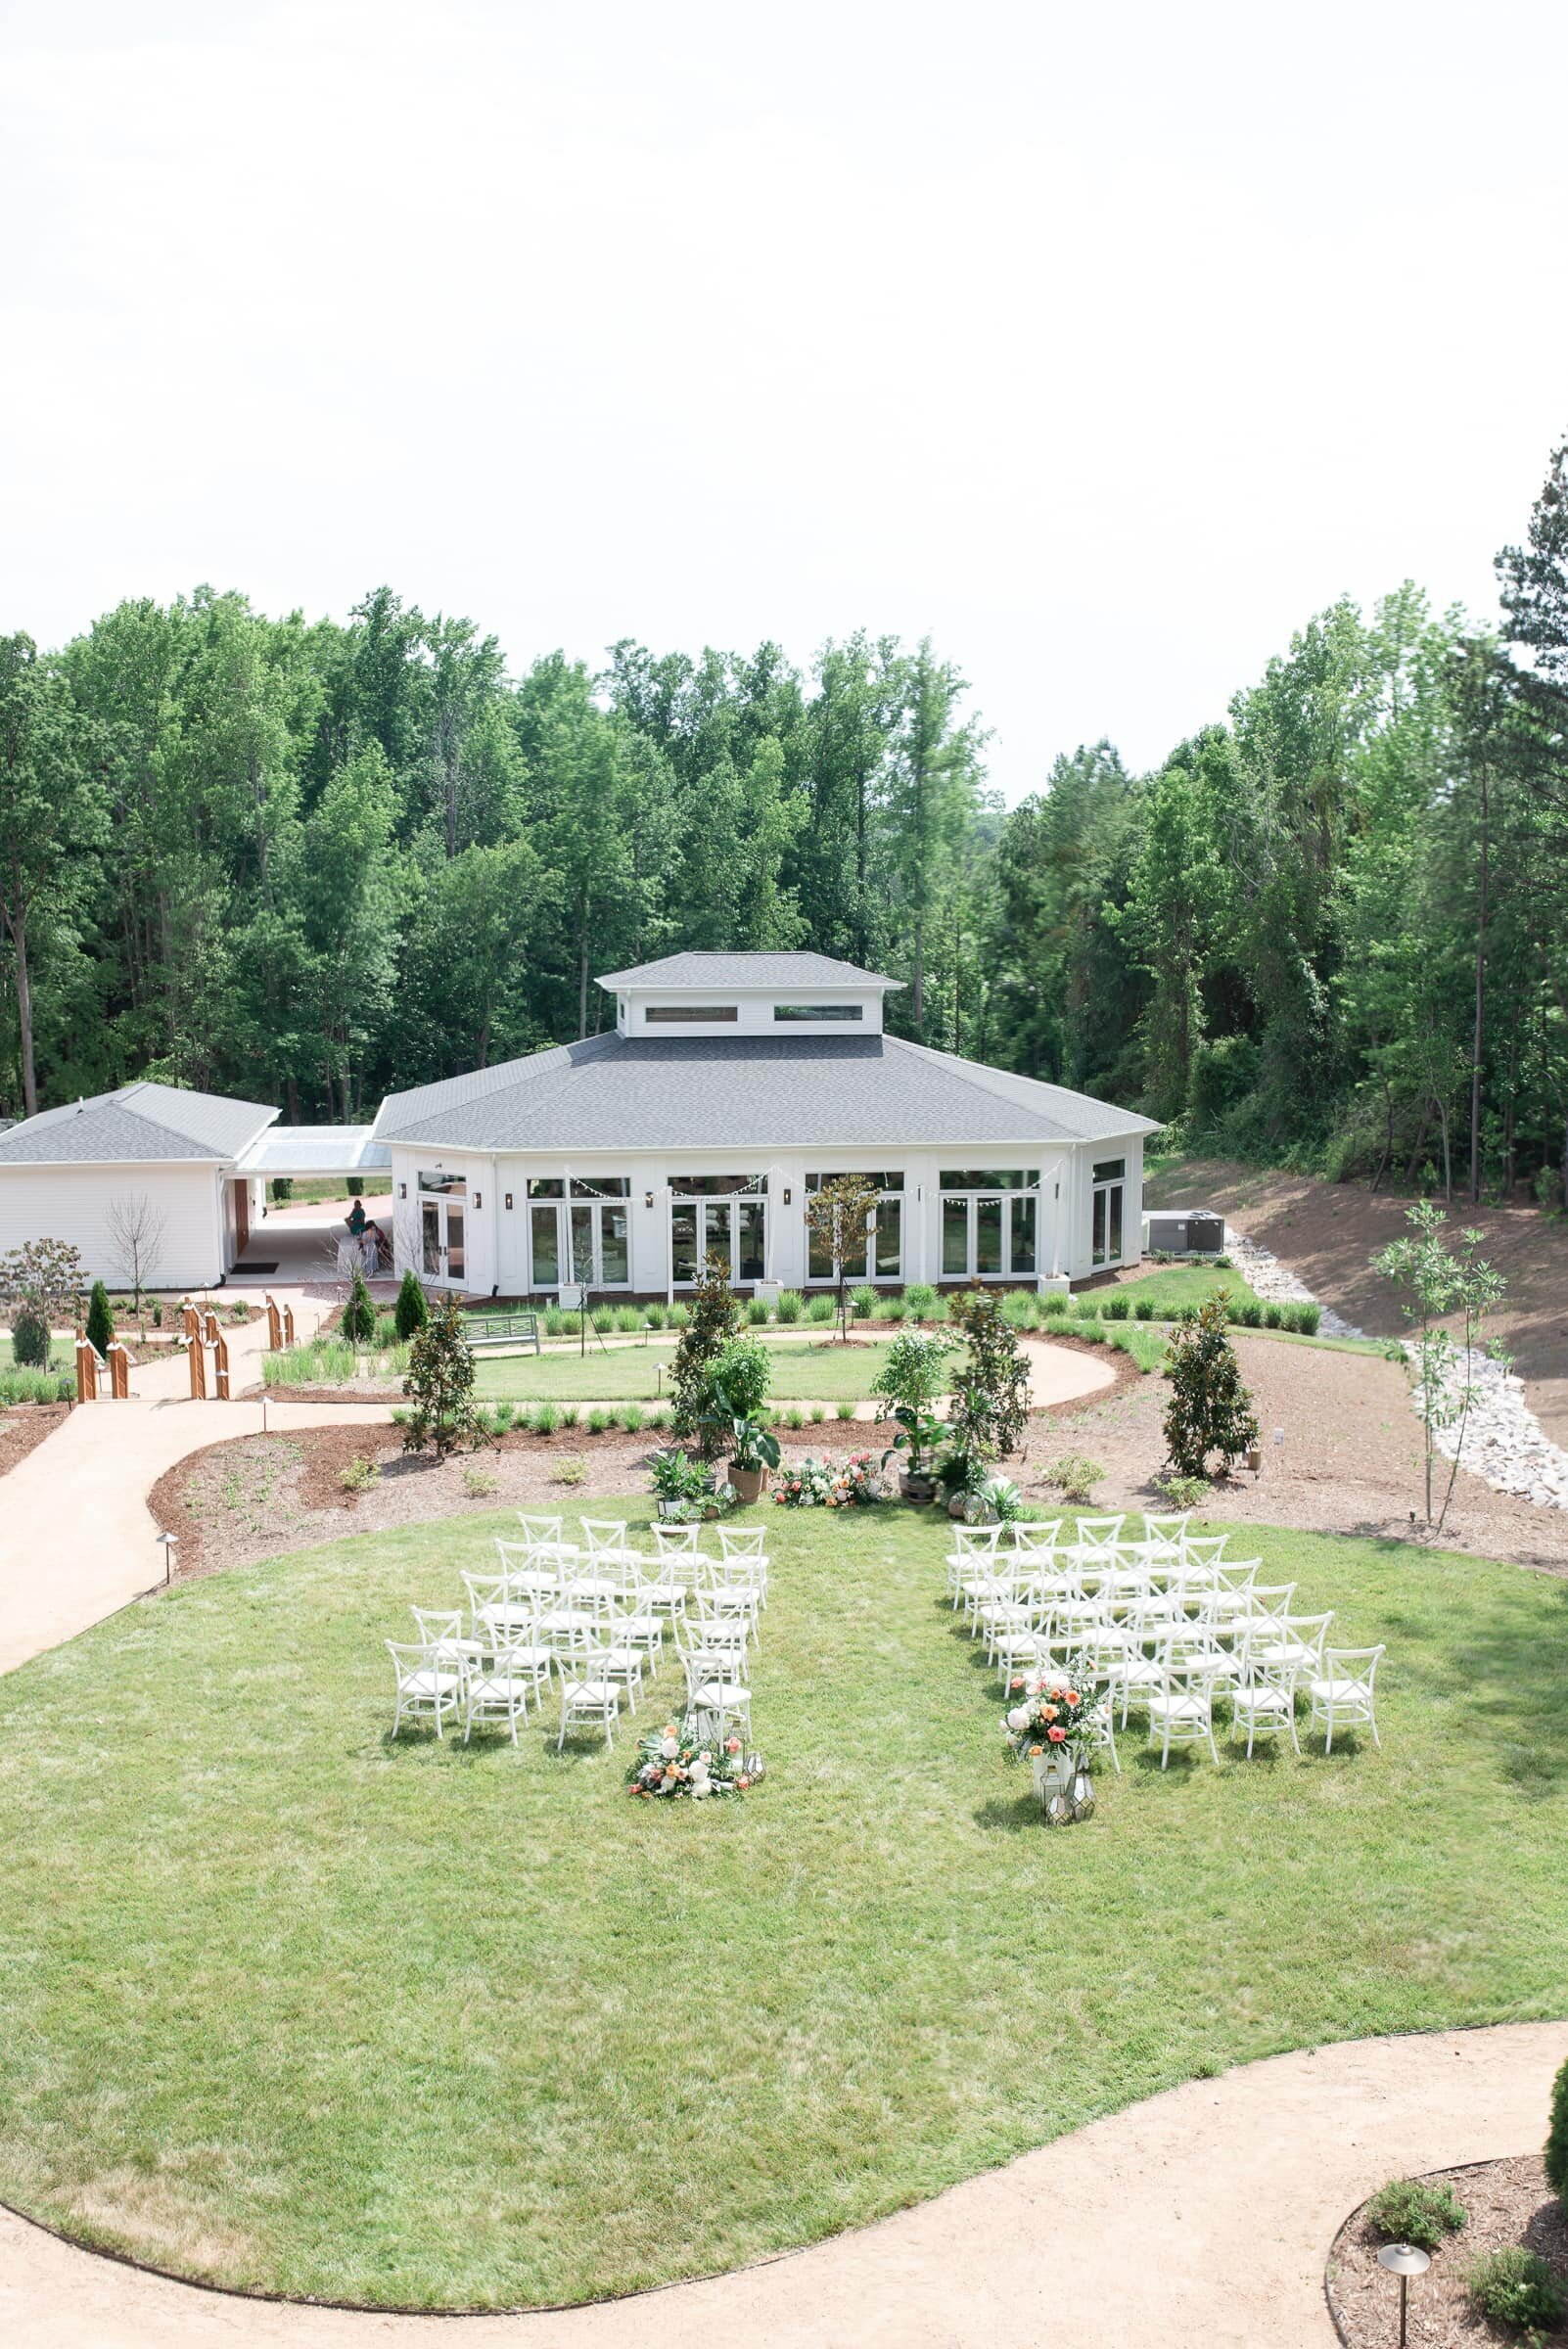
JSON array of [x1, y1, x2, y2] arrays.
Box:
[[940, 1192, 1038, 1281], [1091, 1181, 1125, 1268], [530, 1199, 630, 1290], [420, 1196, 466, 1285], [669, 1193, 766, 1285]]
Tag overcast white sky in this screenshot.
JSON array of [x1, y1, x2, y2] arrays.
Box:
[[1, 0, 1564, 799]]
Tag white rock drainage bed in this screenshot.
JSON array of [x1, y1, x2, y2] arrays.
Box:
[[1222, 1225, 1568, 1517]]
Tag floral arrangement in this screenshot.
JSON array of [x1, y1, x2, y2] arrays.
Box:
[[626, 1718, 765, 1799], [1001, 1672, 1107, 1766], [773, 1450, 886, 1508]]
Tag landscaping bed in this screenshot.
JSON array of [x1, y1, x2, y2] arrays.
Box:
[[0, 1399, 70, 1478], [1328, 2156, 1568, 2346]]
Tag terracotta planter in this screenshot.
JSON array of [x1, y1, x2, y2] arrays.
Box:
[[729, 1462, 768, 1505], [899, 1470, 938, 1504]]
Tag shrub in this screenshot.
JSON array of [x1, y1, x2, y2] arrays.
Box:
[[1466, 2247, 1565, 2334], [836, 1400, 855, 1419], [491, 1401, 515, 1434], [393, 1270, 430, 1341], [877, 1296, 909, 1322], [642, 1302, 667, 1330], [346, 1175, 364, 1197], [1163, 1296, 1259, 1478], [1074, 1298, 1099, 1320], [786, 1406, 806, 1429], [1547, 2051, 1568, 2206], [551, 1454, 586, 1485], [1047, 1451, 1105, 1504], [85, 1280, 115, 1358], [1000, 1288, 1036, 1326], [400, 1295, 482, 1457], [0, 1365, 73, 1405], [775, 1289, 804, 1323], [463, 1465, 498, 1497], [1363, 2177, 1467, 2251], [703, 1332, 772, 1424], [620, 1405, 644, 1434], [1232, 1298, 1263, 1328], [1100, 1294, 1130, 1321], [945, 1289, 1032, 1465], [10, 1307, 51, 1368], [1041, 1292, 1072, 1318], [745, 1296, 770, 1325], [1216, 1253, 1233, 1269], [670, 1254, 739, 1442], [152, 1301, 162, 1328], [1155, 1471, 1209, 1507], [270, 1177, 293, 1203], [850, 1283, 877, 1321], [645, 1405, 668, 1429], [591, 1306, 616, 1334], [668, 1302, 690, 1330], [530, 1402, 560, 1436], [810, 1404, 826, 1423], [616, 1305, 643, 1333], [1291, 1301, 1321, 1335], [587, 1406, 613, 1435], [903, 1282, 938, 1319], [1133, 1297, 1156, 1320], [806, 1294, 835, 1323], [1262, 1301, 1284, 1329], [342, 1268, 376, 1346], [559, 1403, 580, 1426]]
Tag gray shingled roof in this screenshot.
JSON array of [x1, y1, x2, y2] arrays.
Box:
[[0, 1082, 277, 1167], [594, 950, 903, 991], [373, 1035, 1158, 1153]]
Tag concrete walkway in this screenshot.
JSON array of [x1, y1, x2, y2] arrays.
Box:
[[1, 2021, 1563, 2347]]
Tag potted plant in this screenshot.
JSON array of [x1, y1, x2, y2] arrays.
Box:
[[648, 1445, 709, 1517], [723, 1410, 780, 1505], [874, 1328, 955, 1501]]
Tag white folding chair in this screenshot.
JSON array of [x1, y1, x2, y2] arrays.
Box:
[[556, 1636, 621, 1749], [1307, 1645, 1384, 1753], [651, 1522, 701, 1557], [1228, 1635, 1301, 1759], [387, 1638, 464, 1737], [462, 1642, 551, 1744], [517, 1512, 565, 1547], [683, 1652, 752, 1742], [1146, 1653, 1224, 1768]]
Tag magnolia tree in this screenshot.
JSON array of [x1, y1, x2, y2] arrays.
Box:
[[400, 1295, 482, 1458], [670, 1252, 740, 1449], [803, 1173, 882, 1340], [943, 1287, 1032, 1486], [1373, 1200, 1505, 1530], [1163, 1294, 1259, 1479]]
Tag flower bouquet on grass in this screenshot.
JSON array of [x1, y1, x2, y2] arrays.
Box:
[[1001, 1674, 1107, 1767], [626, 1719, 764, 1798], [773, 1451, 886, 1508]]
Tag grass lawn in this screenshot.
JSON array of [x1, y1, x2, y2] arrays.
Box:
[[1114, 1263, 1259, 1315], [474, 1335, 896, 1404], [0, 1335, 70, 1371], [0, 1506, 1564, 2309]]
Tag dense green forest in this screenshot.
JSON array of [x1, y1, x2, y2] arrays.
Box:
[[3, 443, 1567, 1206]]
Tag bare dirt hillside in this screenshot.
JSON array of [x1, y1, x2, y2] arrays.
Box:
[[1145, 1158, 1568, 1448]]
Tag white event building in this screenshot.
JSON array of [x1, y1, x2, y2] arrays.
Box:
[[370, 953, 1156, 1299]]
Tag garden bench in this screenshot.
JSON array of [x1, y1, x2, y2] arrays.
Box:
[[465, 1311, 541, 1356]]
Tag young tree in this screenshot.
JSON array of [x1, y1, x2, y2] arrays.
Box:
[[400, 1295, 481, 1458], [1373, 1201, 1505, 1529], [945, 1288, 1032, 1466], [393, 1267, 430, 1341], [803, 1173, 882, 1341], [85, 1279, 115, 1358], [1163, 1295, 1260, 1479], [105, 1190, 169, 1337], [342, 1267, 376, 1345], [670, 1251, 740, 1445]]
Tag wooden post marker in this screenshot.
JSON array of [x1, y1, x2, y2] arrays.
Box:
[[182, 1304, 202, 1343], [265, 1294, 282, 1352], [214, 1333, 231, 1402], [107, 1341, 130, 1400], [189, 1336, 207, 1400], [203, 1309, 221, 1349], [74, 1340, 98, 1404], [282, 1302, 296, 1346]]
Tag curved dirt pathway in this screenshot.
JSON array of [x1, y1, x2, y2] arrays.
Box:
[[0, 2022, 1562, 2347]]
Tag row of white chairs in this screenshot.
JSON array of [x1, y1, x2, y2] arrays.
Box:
[[388, 1513, 767, 1748], [949, 1516, 1384, 1768]]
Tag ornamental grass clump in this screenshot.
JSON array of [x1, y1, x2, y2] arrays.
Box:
[[774, 1289, 804, 1323]]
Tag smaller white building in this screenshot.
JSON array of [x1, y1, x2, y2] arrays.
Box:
[[370, 952, 1160, 1299]]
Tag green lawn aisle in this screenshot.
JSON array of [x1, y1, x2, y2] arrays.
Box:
[[474, 1335, 895, 1403], [0, 1507, 1563, 2308]]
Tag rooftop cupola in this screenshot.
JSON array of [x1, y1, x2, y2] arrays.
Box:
[[595, 951, 902, 1039]]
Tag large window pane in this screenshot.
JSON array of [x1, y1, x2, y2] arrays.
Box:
[[940, 1169, 1028, 1190], [874, 1197, 901, 1278], [670, 1174, 749, 1196], [943, 1197, 970, 1276], [774, 1003, 863, 1022], [1091, 1189, 1107, 1267], [670, 1203, 698, 1284], [737, 1200, 765, 1283], [444, 1209, 465, 1283], [1106, 1184, 1124, 1263], [530, 1205, 559, 1286], [569, 1205, 593, 1287], [645, 1004, 738, 1024], [601, 1205, 629, 1285], [1091, 1158, 1126, 1183], [704, 1200, 732, 1272], [419, 1170, 466, 1196], [571, 1176, 630, 1198], [976, 1195, 1002, 1276], [1010, 1196, 1037, 1276], [526, 1177, 564, 1200], [422, 1202, 441, 1278], [807, 1221, 835, 1280]]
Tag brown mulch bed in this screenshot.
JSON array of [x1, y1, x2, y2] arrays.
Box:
[[1328, 2156, 1568, 2346], [150, 1418, 906, 1584], [1013, 1334, 1568, 1575], [0, 1400, 70, 1478]]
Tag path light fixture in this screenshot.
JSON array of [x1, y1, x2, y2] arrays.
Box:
[[1376, 2241, 1429, 2347], [155, 1531, 179, 1589]]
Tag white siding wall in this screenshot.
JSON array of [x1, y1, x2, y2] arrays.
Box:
[[0, 1164, 226, 1289]]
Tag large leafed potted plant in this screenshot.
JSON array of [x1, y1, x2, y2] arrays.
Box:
[[723, 1408, 781, 1505], [698, 1333, 777, 1502], [874, 1328, 955, 1501]]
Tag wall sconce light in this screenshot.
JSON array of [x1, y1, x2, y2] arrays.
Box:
[[504, 1192, 513, 1211], [398, 1181, 407, 1200], [474, 1191, 483, 1210], [782, 1186, 792, 1206], [645, 1190, 655, 1210]]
